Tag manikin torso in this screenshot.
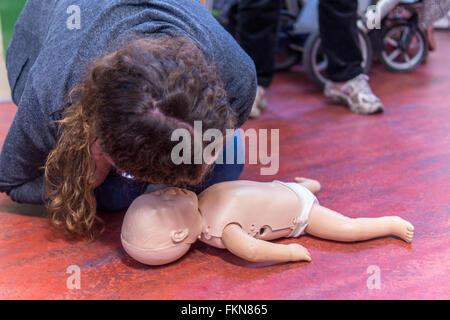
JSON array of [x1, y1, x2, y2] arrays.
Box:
[[121, 178, 413, 266], [198, 180, 302, 248]]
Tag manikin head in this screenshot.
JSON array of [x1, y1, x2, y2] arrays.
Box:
[[121, 187, 202, 265]]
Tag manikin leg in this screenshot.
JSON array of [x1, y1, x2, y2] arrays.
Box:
[[305, 204, 414, 243]]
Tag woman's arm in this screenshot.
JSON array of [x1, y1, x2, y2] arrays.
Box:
[[6, 176, 45, 204], [221, 223, 311, 263], [0, 85, 55, 204]]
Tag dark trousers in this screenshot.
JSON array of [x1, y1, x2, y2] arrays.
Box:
[[319, 0, 363, 82], [227, 0, 281, 88]]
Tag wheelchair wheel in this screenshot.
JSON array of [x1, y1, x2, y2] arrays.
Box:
[[303, 28, 372, 89], [380, 23, 428, 72]]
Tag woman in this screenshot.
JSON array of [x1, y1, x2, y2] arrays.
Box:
[[0, 0, 256, 238]]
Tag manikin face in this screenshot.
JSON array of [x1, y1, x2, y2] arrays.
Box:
[[121, 187, 203, 266]]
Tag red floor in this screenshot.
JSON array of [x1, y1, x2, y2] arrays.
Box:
[[0, 32, 449, 300]]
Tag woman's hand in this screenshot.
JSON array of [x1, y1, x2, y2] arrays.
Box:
[[91, 139, 112, 189]]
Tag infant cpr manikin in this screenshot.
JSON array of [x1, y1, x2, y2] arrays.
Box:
[[121, 178, 414, 265]]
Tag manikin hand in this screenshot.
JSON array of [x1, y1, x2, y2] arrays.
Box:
[[218, 178, 320, 264], [221, 224, 312, 263]]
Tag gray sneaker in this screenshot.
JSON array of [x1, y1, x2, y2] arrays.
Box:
[[324, 74, 384, 115], [249, 85, 268, 118]]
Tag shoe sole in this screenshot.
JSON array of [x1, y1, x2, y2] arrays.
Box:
[[324, 86, 384, 115]]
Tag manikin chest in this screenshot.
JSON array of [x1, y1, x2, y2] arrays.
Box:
[[197, 181, 301, 249]]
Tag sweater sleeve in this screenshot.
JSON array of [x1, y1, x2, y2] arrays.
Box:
[[228, 56, 257, 128], [219, 45, 257, 128], [0, 84, 57, 204]]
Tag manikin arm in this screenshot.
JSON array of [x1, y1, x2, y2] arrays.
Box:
[[221, 224, 311, 263]]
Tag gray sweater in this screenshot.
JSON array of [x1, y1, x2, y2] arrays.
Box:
[[0, 0, 256, 204]]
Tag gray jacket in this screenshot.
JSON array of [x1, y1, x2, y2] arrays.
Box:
[[0, 0, 256, 204]]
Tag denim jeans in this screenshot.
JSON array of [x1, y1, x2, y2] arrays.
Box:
[[95, 130, 245, 212]]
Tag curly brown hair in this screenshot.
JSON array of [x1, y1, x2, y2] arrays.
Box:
[[44, 36, 236, 239]]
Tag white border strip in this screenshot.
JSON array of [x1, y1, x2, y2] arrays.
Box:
[[0, 97, 12, 103], [0, 16, 12, 101]]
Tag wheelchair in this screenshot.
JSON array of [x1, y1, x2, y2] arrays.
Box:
[[275, 0, 429, 88]]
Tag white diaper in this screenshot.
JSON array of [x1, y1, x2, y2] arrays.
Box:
[[273, 180, 318, 238]]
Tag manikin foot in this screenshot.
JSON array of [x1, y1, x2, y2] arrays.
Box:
[[388, 216, 415, 243], [289, 243, 312, 262]]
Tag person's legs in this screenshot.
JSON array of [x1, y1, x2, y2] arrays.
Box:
[[305, 203, 414, 243], [320, 0, 383, 114], [319, 0, 363, 82], [236, 0, 282, 88], [234, 0, 281, 118]]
